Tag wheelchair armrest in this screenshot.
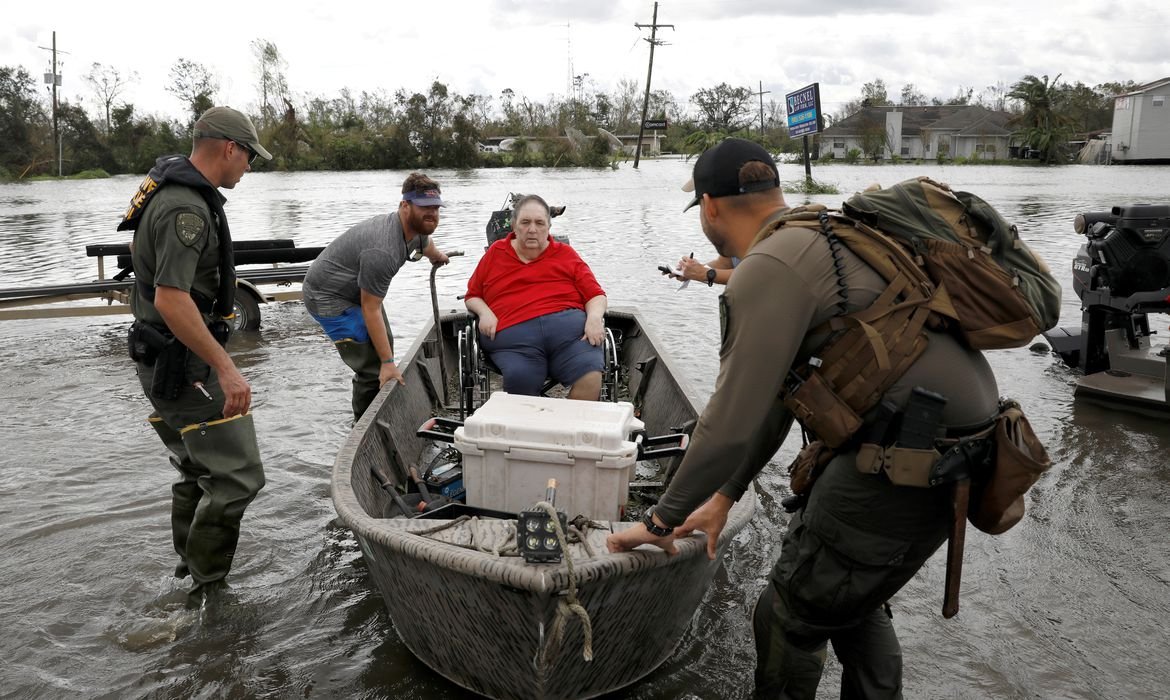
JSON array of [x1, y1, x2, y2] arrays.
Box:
[[417, 416, 465, 443]]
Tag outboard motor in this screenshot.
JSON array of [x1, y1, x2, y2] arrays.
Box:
[[485, 193, 568, 247], [1044, 204, 1170, 374]]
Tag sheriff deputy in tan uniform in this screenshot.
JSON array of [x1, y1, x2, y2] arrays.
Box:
[[120, 106, 271, 598], [607, 138, 1000, 698]]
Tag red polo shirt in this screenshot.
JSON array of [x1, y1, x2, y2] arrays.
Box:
[[465, 233, 606, 332]]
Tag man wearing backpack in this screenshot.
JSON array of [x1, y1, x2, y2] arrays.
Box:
[[607, 138, 1003, 698]]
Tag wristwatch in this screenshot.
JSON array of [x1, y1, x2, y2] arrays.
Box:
[[706, 267, 717, 287], [642, 507, 675, 537]]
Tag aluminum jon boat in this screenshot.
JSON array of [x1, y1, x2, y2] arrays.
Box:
[[330, 301, 755, 699]]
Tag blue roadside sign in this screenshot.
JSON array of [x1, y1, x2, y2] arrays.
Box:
[[786, 83, 823, 137]]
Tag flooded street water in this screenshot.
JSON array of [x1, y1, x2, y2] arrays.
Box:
[[1, 160, 1168, 699]]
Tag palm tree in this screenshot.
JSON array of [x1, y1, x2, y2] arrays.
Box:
[[1008, 74, 1072, 164], [682, 130, 730, 160]]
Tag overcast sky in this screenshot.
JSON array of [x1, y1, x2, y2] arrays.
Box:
[[4, 0, 1169, 122]]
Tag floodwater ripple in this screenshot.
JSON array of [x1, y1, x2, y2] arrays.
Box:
[[1, 162, 1168, 699]]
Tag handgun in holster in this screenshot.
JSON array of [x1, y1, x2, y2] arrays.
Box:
[[128, 320, 169, 366]]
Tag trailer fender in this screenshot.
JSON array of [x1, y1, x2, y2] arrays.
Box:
[[233, 280, 265, 331]]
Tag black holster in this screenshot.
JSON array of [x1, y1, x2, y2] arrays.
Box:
[[128, 321, 188, 400], [128, 321, 169, 366]]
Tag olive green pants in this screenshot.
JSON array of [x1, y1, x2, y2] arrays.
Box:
[[332, 311, 393, 421], [138, 357, 265, 593], [754, 452, 952, 699]]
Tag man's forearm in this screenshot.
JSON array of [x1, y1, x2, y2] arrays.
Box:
[[361, 303, 393, 361], [423, 238, 443, 263], [155, 286, 234, 373]]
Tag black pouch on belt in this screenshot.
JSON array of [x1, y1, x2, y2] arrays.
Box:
[[150, 336, 189, 401]]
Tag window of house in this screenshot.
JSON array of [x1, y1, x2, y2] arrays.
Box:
[[975, 144, 985, 152], [833, 141, 845, 149], [985, 145, 996, 156], [1154, 96, 1166, 107], [901, 147, 910, 155], [925, 143, 931, 153]]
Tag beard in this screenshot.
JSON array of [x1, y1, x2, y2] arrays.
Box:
[[700, 210, 728, 257], [408, 206, 439, 235]]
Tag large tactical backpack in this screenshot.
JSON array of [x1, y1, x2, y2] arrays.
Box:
[[842, 176, 1061, 349], [774, 176, 1061, 449]]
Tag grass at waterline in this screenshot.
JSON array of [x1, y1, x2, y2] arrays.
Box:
[[20, 169, 112, 182], [783, 177, 840, 195]]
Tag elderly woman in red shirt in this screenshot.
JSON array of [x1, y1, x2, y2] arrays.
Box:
[[464, 194, 608, 400]]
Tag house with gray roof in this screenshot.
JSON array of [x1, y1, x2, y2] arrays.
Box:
[[1110, 77, 1170, 164], [820, 105, 1017, 161]]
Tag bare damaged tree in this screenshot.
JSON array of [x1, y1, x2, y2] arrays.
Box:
[[165, 58, 219, 124], [84, 62, 137, 135], [251, 39, 289, 128]]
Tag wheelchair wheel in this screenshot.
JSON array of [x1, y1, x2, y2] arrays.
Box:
[[457, 321, 491, 418], [458, 326, 477, 419], [601, 327, 621, 402]]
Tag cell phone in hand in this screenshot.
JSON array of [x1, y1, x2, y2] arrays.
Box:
[[658, 264, 683, 277]]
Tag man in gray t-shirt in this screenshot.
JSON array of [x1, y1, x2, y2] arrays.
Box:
[[303, 172, 449, 420]]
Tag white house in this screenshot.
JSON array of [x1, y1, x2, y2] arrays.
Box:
[[1110, 77, 1170, 164], [820, 105, 1017, 161]]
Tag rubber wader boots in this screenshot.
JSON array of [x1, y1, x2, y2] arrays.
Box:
[[149, 415, 200, 579], [177, 413, 265, 592], [335, 339, 382, 420]]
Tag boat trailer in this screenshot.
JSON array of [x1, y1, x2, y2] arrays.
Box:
[[0, 239, 322, 330]]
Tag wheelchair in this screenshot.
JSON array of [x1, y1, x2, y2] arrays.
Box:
[[457, 315, 622, 418]]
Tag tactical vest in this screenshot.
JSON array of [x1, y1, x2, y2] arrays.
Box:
[[118, 155, 235, 317], [774, 206, 960, 449]]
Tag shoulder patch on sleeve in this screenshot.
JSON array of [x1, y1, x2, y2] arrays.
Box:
[[175, 212, 207, 247]]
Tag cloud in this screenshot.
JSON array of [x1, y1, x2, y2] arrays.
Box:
[[487, 0, 626, 23], [671, 0, 937, 19]]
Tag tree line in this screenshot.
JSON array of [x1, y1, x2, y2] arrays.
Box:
[[0, 39, 1143, 178]]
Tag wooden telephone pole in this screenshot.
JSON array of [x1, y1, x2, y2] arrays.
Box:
[[752, 81, 771, 135], [38, 31, 66, 176], [633, 2, 673, 168]]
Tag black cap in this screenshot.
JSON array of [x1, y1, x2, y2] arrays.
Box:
[[682, 138, 779, 212]]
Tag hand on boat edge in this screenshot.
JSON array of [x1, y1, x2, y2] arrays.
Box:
[[605, 527, 678, 556], [673, 493, 734, 561]]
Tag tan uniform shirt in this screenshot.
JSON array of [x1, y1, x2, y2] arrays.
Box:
[[655, 211, 1000, 526]]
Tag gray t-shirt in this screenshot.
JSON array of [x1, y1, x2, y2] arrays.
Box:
[[302, 212, 424, 317]]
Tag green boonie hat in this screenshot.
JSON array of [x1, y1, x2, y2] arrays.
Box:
[[193, 106, 273, 161]]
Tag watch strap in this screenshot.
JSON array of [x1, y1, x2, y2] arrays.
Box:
[[642, 507, 675, 537]]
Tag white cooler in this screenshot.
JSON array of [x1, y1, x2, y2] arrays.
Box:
[[453, 393, 645, 521]]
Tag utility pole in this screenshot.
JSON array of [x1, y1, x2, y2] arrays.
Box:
[[39, 31, 66, 176], [752, 81, 771, 135], [633, 2, 673, 168]]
